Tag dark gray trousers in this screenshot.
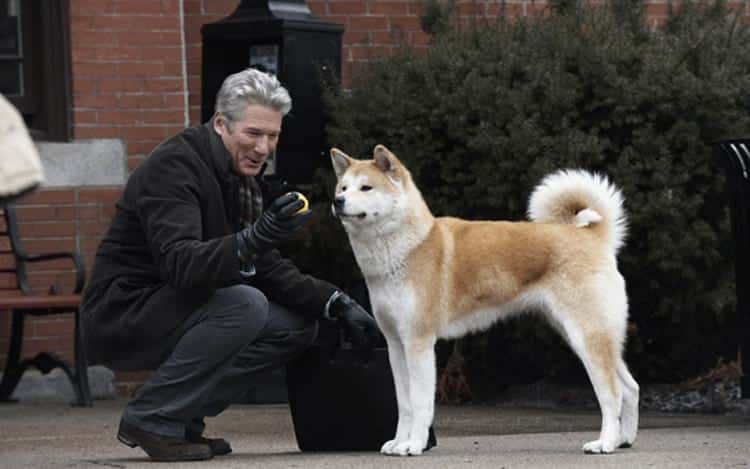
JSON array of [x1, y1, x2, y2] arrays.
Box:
[[122, 284, 317, 437]]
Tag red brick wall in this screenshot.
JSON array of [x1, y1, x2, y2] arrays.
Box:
[[1, 0, 748, 397], [71, 0, 187, 171]]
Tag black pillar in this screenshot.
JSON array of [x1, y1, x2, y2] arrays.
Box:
[[201, 0, 343, 185]]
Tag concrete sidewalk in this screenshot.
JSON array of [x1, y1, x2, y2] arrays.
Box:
[[0, 399, 749, 468]]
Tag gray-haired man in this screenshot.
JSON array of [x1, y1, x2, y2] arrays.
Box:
[[81, 68, 379, 462]]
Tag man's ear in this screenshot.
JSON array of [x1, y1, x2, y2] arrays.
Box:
[[330, 148, 353, 178], [212, 112, 227, 137], [373, 145, 401, 174]]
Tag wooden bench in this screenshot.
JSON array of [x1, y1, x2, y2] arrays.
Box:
[[0, 203, 92, 406]]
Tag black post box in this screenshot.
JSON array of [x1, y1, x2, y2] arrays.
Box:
[[201, 0, 343, 184], [717, 139, 750, 398]]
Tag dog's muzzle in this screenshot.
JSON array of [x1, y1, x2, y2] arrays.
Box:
[[331, 196, 345, 219], [331, 196, 366, 220]]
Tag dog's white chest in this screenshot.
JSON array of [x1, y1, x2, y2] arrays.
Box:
[[369, 277, 417, 336]]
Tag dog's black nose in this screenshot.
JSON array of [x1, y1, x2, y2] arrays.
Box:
[[333, 196, 345, 209]]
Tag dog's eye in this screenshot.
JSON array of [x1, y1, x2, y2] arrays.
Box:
[[341, 185, 347, 191], [361, 185, 373, 192]]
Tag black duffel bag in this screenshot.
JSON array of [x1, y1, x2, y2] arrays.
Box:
[[286, 321, 437, 452]]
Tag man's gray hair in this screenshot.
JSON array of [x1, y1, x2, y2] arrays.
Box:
[[215, 68, 292, 130]]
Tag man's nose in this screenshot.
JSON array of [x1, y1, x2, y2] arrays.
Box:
[[254, 135, 271, 154]]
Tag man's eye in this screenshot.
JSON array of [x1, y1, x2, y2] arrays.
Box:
[[361, 185, 373, 192]]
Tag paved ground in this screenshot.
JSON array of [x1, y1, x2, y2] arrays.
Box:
[[0, 399, 749, 468]]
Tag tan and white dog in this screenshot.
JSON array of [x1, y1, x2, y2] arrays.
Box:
[[330, 145, 639, 457]]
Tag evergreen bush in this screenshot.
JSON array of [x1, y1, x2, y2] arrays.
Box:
[[314, 0, 750, 390]]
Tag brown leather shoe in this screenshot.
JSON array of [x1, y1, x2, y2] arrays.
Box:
[[186, 430, 232, 456], [117, 419, 213, 462]]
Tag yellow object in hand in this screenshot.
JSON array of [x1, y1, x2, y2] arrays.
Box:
[[291, 192, 310, 215]]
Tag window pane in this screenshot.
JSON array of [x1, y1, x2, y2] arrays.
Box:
[[0, 15, 19, 55], [1, 0, 21, 16], [0, 0, 21, 96], [0, 60, 21, 95]]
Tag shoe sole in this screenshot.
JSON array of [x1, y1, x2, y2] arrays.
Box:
[[117, 433, 137, 448], [149, 453, 213, 462], [118, 432, 213, 461], [213, 446, 232, 456]]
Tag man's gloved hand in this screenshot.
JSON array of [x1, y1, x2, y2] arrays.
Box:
[[329, 292, 380, 351], [236, 192, 312, 261]]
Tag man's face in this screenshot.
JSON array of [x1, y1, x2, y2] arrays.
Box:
[[213, 104, 282, 177]]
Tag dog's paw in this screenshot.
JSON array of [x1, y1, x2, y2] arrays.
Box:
[[617, 434, 636, 449], [582, 439, 615, 454], [389, 439, 424, 456], [618, 430, 637, 448], [381, 439, 401, 454]]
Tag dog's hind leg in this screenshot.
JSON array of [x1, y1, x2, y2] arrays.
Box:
[[553, 310, 622, 454], [617, 358, 639, 448], [390, 335, 437, 456], [575, 330, 623, 454], [381, 334, 413, 454]]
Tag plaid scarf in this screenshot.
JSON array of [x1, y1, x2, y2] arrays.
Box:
[[238, 176, 264, 229]]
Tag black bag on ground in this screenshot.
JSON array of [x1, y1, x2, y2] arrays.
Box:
[[286, 321, 437, 452]]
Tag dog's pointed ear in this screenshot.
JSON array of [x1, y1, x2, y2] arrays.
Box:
[[373, 145, 401, 174], [330, 148, 353, 178]]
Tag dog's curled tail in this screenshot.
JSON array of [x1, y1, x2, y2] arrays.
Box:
[[528, 169, 627, 254]]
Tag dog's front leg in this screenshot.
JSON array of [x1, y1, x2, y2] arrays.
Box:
[[381, 334, 412, 454], [391, 336, 436, 456]]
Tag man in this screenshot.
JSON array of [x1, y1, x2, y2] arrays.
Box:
[[80, 68, 379, 462]]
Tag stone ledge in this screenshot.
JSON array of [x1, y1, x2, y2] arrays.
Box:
[[37, 139, 127, 188], [3, 365, 117, 402]]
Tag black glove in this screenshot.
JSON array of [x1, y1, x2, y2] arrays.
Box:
[[236, 192, 312, 260], [329, 292, 380, 351]]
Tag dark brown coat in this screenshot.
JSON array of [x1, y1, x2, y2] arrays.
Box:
[[81, 122, 337, 370]]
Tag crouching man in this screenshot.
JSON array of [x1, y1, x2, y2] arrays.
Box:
[[81, 68, 379, 461]]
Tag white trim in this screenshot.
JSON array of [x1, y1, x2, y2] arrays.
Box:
[[179, 0, 190, 127]]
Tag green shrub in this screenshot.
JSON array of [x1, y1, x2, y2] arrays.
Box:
[[317, 0, 750, 389]]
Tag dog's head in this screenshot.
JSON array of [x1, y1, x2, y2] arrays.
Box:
[[329, 145, 415, 235]]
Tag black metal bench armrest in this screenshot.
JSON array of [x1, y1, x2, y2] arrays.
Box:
[[17, 251, 87, 294]]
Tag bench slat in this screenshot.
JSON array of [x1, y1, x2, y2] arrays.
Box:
[[0, 294, 80, 309]]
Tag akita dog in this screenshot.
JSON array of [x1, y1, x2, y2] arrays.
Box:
[[330, 145, 639, 456]]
